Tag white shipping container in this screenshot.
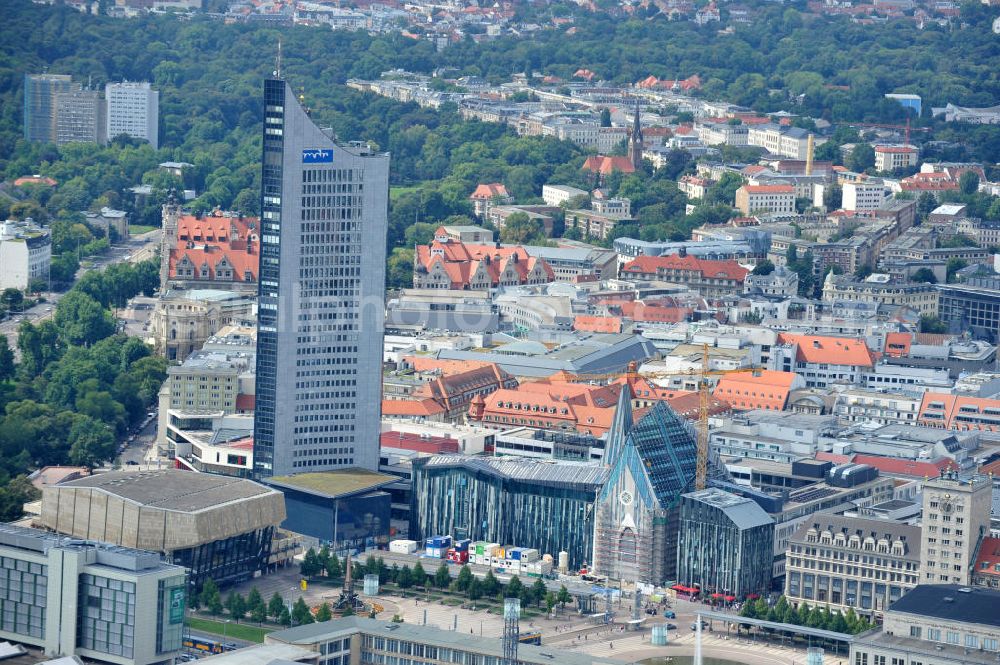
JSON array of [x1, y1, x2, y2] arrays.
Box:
[[519, 548, 539, 562], [390, 540, 418, 554]]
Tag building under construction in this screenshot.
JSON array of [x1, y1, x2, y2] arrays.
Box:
[[591, 389, 702, 585]]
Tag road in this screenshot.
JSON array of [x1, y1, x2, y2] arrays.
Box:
[[0, 229, 161, 354], [118, 412, 158, 466]]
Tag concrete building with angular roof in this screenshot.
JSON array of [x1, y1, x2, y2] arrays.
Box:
[[38, 469, 285, 589]]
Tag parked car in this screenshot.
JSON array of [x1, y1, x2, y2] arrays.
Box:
[[663, 610, 676, 619]]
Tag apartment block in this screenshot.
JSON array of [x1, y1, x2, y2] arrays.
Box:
[[105, 81, 159, 149], [735, 184, 796, 215]]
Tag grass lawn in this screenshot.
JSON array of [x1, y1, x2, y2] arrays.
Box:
[[186, 616, 272, 643], [390, 185, 422, 201], [129, 224, 159, 235]]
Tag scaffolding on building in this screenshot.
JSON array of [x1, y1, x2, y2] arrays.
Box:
[[502, 598, 520, 665]]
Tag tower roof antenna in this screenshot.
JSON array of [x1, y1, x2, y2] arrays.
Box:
[[275, 39, 283, 79]]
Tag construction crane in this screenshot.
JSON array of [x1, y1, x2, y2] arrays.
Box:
[[554, 345, 759, 491], [846, 118, 929, 146]]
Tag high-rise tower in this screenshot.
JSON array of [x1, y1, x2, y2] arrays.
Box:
[[253, 77, 390, 477]]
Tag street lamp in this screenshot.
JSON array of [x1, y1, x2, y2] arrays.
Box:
[[223, 619, 230, 647]]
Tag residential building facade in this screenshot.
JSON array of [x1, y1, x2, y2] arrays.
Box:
[[0, 220, 51, 290], [735, 184, 796, 215], [105, 81, 159, 149], [621, 254, 749, 297]]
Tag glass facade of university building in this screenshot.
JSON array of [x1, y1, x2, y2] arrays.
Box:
[[675, 488, 775, 598], [410, 456, 607, 570], [0, 555, 47, 639]]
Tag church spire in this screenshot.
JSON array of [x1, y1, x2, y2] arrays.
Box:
[[603, 384, 634, 465], [629, 102, 643, 169]]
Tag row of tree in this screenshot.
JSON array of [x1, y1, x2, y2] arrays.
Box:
[[739, 595, 873, 635]]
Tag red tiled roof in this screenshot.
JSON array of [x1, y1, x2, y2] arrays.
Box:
[[169, 213, 259, 283], [403, 356, 495, 375], [851, 454, 954, 478], [380, 431, 460, 454], [582, 155, 635, 175], [874, 145, 917, 154], [776, 333, 875, 367], [973, 537, 1000, 580], [414, 240, 555, 289]]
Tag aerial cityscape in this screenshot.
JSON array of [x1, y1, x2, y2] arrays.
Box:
[[0, 0, 999, 664]]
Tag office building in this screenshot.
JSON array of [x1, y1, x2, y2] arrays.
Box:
[[676, 488, 774, 598], [410, 455, 606, 570], [54, 88, 105, 145], [938, 283, 1000, 342], [38, 469, 285, 590], [23, 74, 73, 143], [784, 513, 920, 618], [842, 181, 888, 211], [919, 471, 992, 585], [0, 220, 51, 290], [105, 82, 159, 149], [850, 585, 1000, 665], [0, 523, 186, 665], [255, 617, 624, 665], [592, 390, 700, 585], [253, 76, 390, 476]]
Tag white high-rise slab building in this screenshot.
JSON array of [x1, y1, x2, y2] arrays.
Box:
[[105, 81, 159, 149]]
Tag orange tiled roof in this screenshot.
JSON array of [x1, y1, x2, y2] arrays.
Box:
[[713, 371, 799, 412], [621, 254, 749, 282], [382, 398, 447, 417], [403, 356, 495, 375], [918, 393, 1000, 432], [582, 155, 636, 175], [741, 184, 795, 194], [618, 301, 692, 323], [474, 380, 622, 436], [883, 332, 912, 358], [777, 333, 875, 367], [573, 315, 622, 333], [469, 183, 510, 200]]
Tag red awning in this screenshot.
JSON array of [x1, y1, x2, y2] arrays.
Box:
[[671, 584, 698, 593], [711, 593, 725, 599], [746, 593, 760, 599], [725, 595, 736, 602]]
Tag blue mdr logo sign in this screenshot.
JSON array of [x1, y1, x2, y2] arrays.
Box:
[[302, 149, 333, 164]]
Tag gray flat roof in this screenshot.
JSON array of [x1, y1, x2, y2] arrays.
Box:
[[268, 617, 626, 665], [889, 585, 1000, 627], [59, 469, 277, 512]]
